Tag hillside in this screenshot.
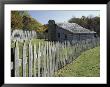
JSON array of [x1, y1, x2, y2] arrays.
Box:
[[54, 46, 100, 77]]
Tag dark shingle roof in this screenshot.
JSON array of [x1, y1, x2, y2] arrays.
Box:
[[56, 22, 96, 33]]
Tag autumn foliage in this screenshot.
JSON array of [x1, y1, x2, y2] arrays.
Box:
[[11, 11, 23, 29], [11, 11, 48, 33]]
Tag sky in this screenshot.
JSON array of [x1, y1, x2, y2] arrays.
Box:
[[28, 10, 100, 24]]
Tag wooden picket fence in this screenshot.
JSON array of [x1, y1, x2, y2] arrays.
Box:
[[11, 38, 100, 77]]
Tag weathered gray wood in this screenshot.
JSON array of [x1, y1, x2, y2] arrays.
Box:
[[23, 42, 27, 77], [38, 42, 41, 77], [49, 42, 52, 76], [11, 62, 13, 70], [34, 44, 37, 77], [55, 42, 59, 71], [64, 41, 68, 65], [57, 41, 61, 69], [29, 42, 33, 77], [51, 42, 54, 76], [43, 44, 46, 77], [52, 41, 56, 75], [62, 43, 66, 66], [15, 41, 19, 77], [40, 42, 44, 77], [46, 42, 49, 77]]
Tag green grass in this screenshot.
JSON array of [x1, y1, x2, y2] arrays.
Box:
[[53, 46, 100, 77]]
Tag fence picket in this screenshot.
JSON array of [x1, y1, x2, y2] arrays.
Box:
[[29, 42, 33, 77], [46, 42, 49, 76], [23, 42, 27, 77], [34, 44, 37, 77], [15, 41, 19, 77], [38, 42, 41, 77], [43, 44, 46, 77]]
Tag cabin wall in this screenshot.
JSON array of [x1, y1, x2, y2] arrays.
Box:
[[79, 33, 95, 40], [56, 27, 74, 41], [56, 27, 95, 42]]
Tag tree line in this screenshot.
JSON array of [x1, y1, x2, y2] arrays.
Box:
[[11, 11, 100, 37], [11, 11, 42, 31], [68, 16, 100, 36]]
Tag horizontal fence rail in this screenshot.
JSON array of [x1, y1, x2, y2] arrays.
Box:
[[11, 38, 100, 77]]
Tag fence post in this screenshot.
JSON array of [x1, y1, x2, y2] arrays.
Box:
[[46, 42, 50, 77], [40, 42, 44, 77], [11, 47, 15, 77], [23, 42, 27, 77], [51, 42, 56, 76], [15, 41, 19, 77], [52, 41, 56, 75], [29, 41, 33, 77], [43, 43, 46, 77], [61, 43, 65, 67], [38, 42, 41, 77], [34, 43, 37, 77], [55, 42, 59, 71], [48, 42, 52, 76]]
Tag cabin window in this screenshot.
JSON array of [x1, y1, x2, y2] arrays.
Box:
[[65, 34, 67, 39], [58, 33, 60, 38], [94, 34, 97, 37]]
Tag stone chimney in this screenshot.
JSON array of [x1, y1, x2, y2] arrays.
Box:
[[48, 20, 56, 41]]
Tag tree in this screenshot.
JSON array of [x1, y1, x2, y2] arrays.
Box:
[[68, 16, 100, 36], [11, 11, 23, 29], [11, 11, 31, 30], [26, 17, 42, 31], [11, 11, 43, 31]]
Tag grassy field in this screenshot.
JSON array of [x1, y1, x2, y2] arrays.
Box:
[[53, 46, 100, 77]]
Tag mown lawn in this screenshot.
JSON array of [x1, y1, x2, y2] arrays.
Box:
[[54, 46, 100, 77]]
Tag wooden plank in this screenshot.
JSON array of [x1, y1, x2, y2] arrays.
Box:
[[52, 41, 56, 75], [46, 42, 49, 77], [29, 42, 33, 77], [43, 43, 46, 77], [62, 42, 66, 66], [38, 42, 41, 77], [34, 43, 37, 77], [55, 42, 59, 71], [64, 41, 68, 65], [23, 42, 27, 77], [40, 42, 44, 77], [15, 41, 19, 77], [11, 62, 13, 70], [49, 42, 52, 76]]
